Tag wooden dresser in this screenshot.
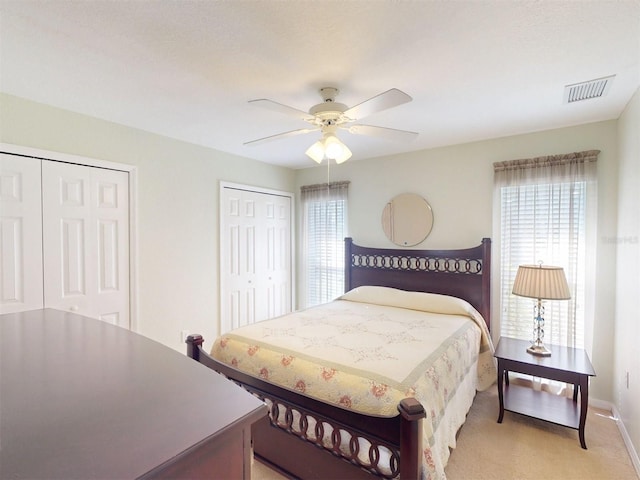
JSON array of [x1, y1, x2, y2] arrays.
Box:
[[0, 309, 267, 479]]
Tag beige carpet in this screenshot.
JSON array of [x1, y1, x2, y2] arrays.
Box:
[[253, 385, 638, 479], [446, 386, 637, 480]]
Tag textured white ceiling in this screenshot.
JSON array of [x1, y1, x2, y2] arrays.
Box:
[[1, 0, 638, 169]]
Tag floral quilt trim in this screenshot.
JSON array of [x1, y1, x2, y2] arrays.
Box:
[[212, 300, 483, 417]]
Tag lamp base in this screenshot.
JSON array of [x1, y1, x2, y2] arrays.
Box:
[[527, 344, 552, 357]]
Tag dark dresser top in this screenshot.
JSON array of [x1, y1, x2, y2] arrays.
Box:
[[0, 309, 266, 479]]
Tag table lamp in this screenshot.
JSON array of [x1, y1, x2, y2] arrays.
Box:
[[512, 264, 571, 356]]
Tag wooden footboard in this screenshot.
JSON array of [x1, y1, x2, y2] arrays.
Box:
[[186, 335, 425, 479]]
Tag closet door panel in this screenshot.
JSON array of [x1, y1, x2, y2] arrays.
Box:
[[0, 155, 44, 313], [263, 195, 291, 320], [221, 191, 258, 332], [93, 170, 129, 327], [42, 161, 129, 327], [220, 185, 292, 334], [42, 162, 91, 316]]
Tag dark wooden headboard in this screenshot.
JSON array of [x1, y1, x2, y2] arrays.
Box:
[[344, 237, 491, 330]]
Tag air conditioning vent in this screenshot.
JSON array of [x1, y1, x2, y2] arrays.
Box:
[[563, 75, 615, 104]]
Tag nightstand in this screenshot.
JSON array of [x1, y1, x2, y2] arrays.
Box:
[[494, 336, 596, 449]]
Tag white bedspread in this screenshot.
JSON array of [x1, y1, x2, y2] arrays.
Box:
[[211, 286, 496, 479]]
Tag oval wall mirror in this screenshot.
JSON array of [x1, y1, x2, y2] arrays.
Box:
[[381, 193, 434, 246]]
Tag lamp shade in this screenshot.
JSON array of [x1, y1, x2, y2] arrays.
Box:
[[512, 264, 571, 300]]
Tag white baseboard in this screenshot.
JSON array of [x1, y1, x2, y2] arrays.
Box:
[[590, 397, 640, 478], [612, 404, 640, 478]]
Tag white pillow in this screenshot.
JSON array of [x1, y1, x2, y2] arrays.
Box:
[[339, 285, 476, 317]]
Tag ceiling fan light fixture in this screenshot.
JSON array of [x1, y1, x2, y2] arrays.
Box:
[[305, 140, 325, 164], [328, 137, 352, 164], [334, 148, 352, 164], [305, 133, 352, 164]]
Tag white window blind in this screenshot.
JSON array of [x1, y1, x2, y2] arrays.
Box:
[[301, 181, 349, 308], [494, 151, 598, 351]]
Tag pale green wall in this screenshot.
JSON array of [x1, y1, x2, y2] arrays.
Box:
[[296, 120, 620, 405], [0, 93, 296, 352], [615, 87, 640, 461]]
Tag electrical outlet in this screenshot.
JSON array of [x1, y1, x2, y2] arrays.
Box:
[[181, 330, 190, 343]]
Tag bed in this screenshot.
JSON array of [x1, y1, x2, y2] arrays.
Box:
[[187, 237, 495, 479]]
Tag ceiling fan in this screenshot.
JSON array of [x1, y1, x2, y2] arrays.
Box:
[[244, 87, 418, 164]]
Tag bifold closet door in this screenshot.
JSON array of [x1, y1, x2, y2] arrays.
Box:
[[42, 161, 130, 327], [220, 186, 292, 334], [0, 154, 44, 313]]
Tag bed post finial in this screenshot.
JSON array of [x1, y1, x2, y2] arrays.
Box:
[[186, 334, 204, 361], [398, 398, 426, 479]]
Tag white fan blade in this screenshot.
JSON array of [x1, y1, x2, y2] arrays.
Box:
[[249, 99, 315, 122], [346, 124, 418, 142], [244, 128, 319, 146], [343, 88, 412, 120]]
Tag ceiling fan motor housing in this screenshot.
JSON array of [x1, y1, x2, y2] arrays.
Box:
[[309, 87, 350, 126], [319, 87, 339, 102]]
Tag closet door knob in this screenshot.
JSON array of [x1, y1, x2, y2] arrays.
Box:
[[70, 305, 79, 312]]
